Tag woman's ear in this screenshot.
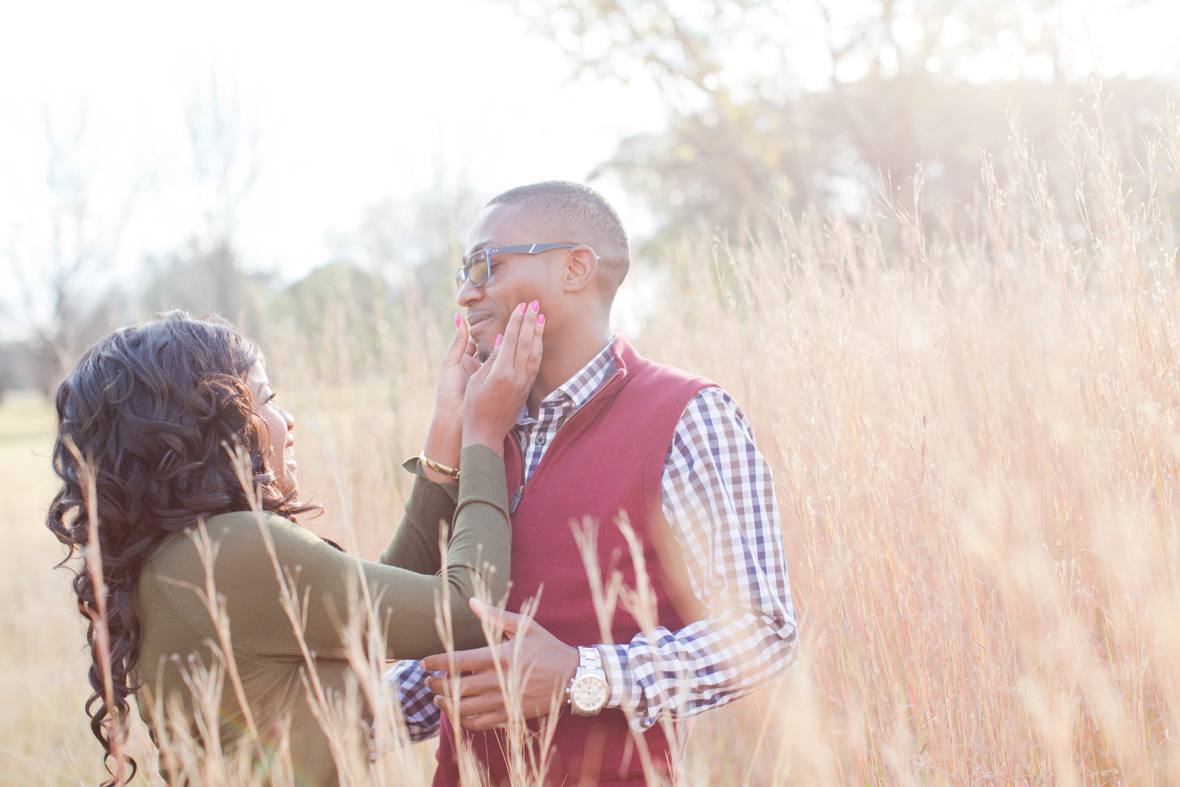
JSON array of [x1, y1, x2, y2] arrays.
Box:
[[561, 245, 600, 293]]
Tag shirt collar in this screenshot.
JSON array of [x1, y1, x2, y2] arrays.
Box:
[[552, 336, 617, 409], [515, 336, 618, 425]]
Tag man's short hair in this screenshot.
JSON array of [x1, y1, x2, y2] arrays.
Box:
[[488, 181, 630, 305]]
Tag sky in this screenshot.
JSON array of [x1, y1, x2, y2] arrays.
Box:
[[0, 0, 667, 338], [1, 0, 1178, 340]]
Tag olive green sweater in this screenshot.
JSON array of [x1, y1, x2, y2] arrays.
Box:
[[133, 444, 497, 786]]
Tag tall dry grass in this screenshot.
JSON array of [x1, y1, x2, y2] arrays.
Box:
[[9, 104, 1180, 784]]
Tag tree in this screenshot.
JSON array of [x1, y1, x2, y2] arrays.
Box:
[[138, 73, 266, 333], [509, 0, 1174, 247], [3, 106, 137, 395]]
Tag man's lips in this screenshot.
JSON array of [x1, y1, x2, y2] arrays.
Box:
[[467, 314, 494, 332]]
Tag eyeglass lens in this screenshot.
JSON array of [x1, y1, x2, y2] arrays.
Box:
[[457, 250, 491, 288]]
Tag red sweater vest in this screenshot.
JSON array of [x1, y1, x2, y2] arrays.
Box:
[[433, 337, 714, 786]]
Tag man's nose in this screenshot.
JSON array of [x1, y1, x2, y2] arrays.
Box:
[[456, 279, 482, 308]]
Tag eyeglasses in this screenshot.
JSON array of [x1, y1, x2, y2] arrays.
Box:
[[455, 243, 587, 289]]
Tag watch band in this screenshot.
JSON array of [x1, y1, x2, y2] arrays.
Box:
[[577, 645, 603, 671]]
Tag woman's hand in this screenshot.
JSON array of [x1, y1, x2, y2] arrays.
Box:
[[436, 315, 482, 417], [421, 315, 481, 483], [462, 301, 545, 454]]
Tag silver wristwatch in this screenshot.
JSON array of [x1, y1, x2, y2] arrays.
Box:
[[567, 646, 609, 716]]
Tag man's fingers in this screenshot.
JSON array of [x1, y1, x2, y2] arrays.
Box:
[[469, 597, 522, 638], [421, 645, 501, 674], [450, 691, 510, 717], [432, 696, 508, 731], [459, 710, 508, 731], [425, 669, 501, 699], [432, 693, 457, 719]]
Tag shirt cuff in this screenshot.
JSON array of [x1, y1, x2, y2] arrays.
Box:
[[597, 644, 655, 729]]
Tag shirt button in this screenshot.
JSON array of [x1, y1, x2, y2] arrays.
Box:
[[535, 434, 546, 446]]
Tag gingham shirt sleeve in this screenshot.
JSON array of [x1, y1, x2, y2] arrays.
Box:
[[597, 386, 798, 729], [383, 659, 442, 742]]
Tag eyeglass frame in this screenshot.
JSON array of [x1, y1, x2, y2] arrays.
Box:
[[455, 242, 596, 289]]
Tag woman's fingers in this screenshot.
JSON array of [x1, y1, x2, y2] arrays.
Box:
[[442, 313, 469, 366], [491, 302, 527, 377], [470, 337, 502, 383], [511, 302, 540, 373], [471, 300, 542, 389], [525, 314, 544, 379]]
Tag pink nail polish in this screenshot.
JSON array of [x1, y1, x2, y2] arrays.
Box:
[[537, 313, 545, 326], [517, 302, 526, 314], [455, 314, 462, 328], [494, 333, 503, 348], [529, 300, 540, 313]]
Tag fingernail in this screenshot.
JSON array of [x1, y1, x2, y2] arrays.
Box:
[[529, 300, 540, 313], [494, 334, 503, 348], [455, 313, 462, 328], [537, 313, 545, 326], [517, 302, 526, 314]]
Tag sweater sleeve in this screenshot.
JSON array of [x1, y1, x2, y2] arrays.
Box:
[[216, 443, 510, 660], [378, 457, 460, 573]]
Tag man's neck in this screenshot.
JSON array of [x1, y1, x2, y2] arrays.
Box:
[[528, 326, 613, 416]]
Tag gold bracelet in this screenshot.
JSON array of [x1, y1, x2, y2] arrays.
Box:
[[419, 452, 460, 481]]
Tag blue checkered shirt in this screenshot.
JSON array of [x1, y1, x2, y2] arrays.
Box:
[[385, 338, 797, 734]]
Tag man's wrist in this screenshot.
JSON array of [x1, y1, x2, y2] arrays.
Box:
[[567, 645, 609, 715]]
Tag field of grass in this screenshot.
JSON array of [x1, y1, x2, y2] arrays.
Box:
[[4, 114, 1180, 785], [0, 391, 102, 781]]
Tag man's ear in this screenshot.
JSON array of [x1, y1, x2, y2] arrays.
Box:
[[561, 245, 599, 293]]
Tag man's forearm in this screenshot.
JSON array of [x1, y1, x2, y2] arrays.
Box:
[[595, 608, 799, 730]]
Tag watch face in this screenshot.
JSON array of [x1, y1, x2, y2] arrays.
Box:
[[571, 675, 608, 712]]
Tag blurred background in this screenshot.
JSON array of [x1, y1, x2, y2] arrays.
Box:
[[5, 2, 1180, 784], [1, 0, 1177, 397]]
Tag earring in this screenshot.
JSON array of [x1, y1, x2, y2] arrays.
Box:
[[251, 451, 274, 486]]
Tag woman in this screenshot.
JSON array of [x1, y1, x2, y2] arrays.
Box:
[[46, 305, 544, 785]]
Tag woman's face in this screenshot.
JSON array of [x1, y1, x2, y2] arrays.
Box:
[[245, 360, 298, 495]]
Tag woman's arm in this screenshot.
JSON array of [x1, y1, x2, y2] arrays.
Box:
[[377, 456, 459, 573], [380, 311, 475, 572], [218, 443, 508, 661], [226, 303, 542, 660]]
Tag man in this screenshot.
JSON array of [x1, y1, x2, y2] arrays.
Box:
[[388, 181, 798, 785]]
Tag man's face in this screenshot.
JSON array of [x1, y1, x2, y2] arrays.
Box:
[[458, 203, 557, 361]]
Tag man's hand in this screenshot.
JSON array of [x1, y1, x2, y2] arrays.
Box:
[[421, 598, 578, 732]]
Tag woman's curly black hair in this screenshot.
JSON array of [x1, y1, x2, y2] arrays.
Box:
[[45, 311, 317, 785]]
